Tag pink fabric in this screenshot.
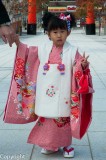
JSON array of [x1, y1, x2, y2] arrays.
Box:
[[3, 43, 94, 148], [28, 117, 72, 150], [3, 43, 39, 124], [48, 45, 63, 64], [71, 50, 94, 139], [28, 45, 72, 150]]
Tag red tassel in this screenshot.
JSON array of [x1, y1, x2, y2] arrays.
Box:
[[78, 74, 89, 93]]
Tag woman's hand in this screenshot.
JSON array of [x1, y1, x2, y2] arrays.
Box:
[[0, 25, 15, 47], [81, 52, 89, 69]]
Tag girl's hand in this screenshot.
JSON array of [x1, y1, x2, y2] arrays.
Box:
[[14, 34, 20, 47], [81, 52, 89, 69]]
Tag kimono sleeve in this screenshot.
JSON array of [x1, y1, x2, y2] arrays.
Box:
[[71, 47, 84, 65], [71, 49, 94, 139], [3, 43, 40, 124]]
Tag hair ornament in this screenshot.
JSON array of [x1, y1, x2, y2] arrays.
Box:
[[59, 13, 72, 21], [59, 13, 71, 31]]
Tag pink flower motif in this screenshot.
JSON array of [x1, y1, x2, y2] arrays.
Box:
[[57, 63, 65, 71], [39, 117, 45, 123], [43, 62, 65, 75], [43, 63, 50, 75], [71, 94, 79, 103], [57, 63, 65, 75], [74, 71, 82, 79], [59, 13, 71, 21], [53, 117, 70, 127], [65, 101, 68, 104], [43, 63, 50, 71], [71, 106, 80, 119]]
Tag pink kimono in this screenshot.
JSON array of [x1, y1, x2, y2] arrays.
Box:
[[3, 42, 94, 150]]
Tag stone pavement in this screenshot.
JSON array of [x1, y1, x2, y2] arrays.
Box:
[[0, 29, 106, 160]]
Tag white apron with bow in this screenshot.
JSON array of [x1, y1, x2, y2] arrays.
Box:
[[35, 41, 76, 118]]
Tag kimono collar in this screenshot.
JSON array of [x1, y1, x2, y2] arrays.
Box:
[[63, 41, 71, 53], [46, 40, 71, 56]]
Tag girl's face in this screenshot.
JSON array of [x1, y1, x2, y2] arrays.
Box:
[[48, 28, 70, 47]]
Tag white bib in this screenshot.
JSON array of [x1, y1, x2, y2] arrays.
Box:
[[35, 41, 77, 118]]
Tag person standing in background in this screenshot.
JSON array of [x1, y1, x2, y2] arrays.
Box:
[[0, 0, 16, 47]]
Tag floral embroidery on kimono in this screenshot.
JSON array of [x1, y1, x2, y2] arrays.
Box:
[[4, 42, 94, 140], [53, 117, 70, 127], [37, 117, 70, 128], [3, 43, 39, 124], [71, 93, 80, 121], [38, 117, 46, 126], [70, 50, 94, 139], [13, 56, 36, 118], [46, 85, 58, 97]]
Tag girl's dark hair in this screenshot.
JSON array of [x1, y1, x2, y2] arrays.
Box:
[[42, 12, 76, 32]]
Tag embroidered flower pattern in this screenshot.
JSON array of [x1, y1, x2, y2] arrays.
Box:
[[71, 106, 80, 119], [46, 85, 57, 97], [74, 70, 82, 79], [43, 62, 65, 75], [15, 57, 24, 77], [38, 117, 45, 126], [43, 63, 50, 75], [37, 117, 70, 128], [65, 101, 68, 104], [57, 63, 65, 75], [14, 57, 36, 118], [64, 98, 70, 105], [53, 117, 70, 127], [71, 93, 80, 121], [71, 93, 79, 106]]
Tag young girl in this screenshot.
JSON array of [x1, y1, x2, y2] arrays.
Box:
[[4, 12, 93, 158]]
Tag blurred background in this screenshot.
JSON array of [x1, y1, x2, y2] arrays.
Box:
[[2, 0, 106, 35]]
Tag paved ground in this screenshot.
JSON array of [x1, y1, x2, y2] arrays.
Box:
[[0, 28, 106, 160]]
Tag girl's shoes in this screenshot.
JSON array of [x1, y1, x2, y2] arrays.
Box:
[[63, 147, 74, 158], [41, 148, 58, 154], [41, 147, 74, 158]]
